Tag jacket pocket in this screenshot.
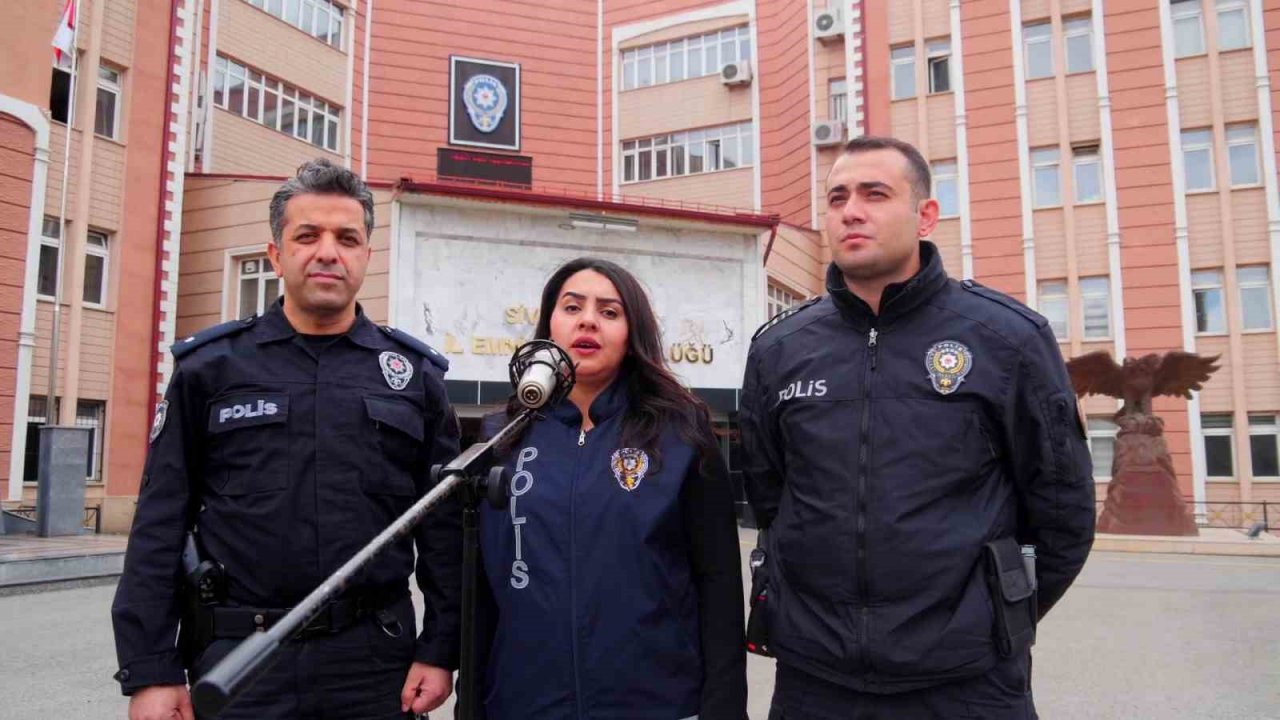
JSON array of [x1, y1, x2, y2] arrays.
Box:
[[983, 536, 1037, 658], [362, 396, 423, 497], [206, 393, 289, 496]]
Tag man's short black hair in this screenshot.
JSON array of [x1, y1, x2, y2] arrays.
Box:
[[839, 135, 931, 201], [269, 158, 374, 245]]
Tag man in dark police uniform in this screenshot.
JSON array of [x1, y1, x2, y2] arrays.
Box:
[[112, 159, 462, 720], [741, 136, 1095, 719]]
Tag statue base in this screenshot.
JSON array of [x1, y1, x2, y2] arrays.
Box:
[[1098, 413, 1198, 536]]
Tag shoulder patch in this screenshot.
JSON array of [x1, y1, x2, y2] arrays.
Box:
[[171, 316, 256, 359], [751, 296, 823, 342], [381, 326, 449, 373], [960, 279, 1047, 328]]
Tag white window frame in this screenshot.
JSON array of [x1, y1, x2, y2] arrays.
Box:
[[1192, 269, 1227, 334], [1039, 280, 1070, 340], [1064, 17, 1095, 74], [620, 25, 750, 92], [1182, 128, 1215, 192], [1031, 147, 1061, 208], [1086, 417, 1118, 480], [1024, 22, 1053, 80], [829, 78, 847, 122], [1072, 145, 1103, 204], [245, 0, 343, 47], [926, 39, 951, 94], [37, 216, 61, 301], [1248, 414, 1279, 478], [94, 65, 122, 140], [214, 55, 341, 152], [1080, 276, 1112, 340], [82, 230, 109, 309], [235, 255, 281, 319], [1226, 123, 1260, 187], [891, 45, 916, 100], [1173, 0, 1207, 58], [1216, 0, 1251, 52], [74, 400, 105, 482], [932, 160, 959, 218], [1202, 413, 1235, 478], [620, 121, 753, 184], [1237, 265, 1273, 331], [767, 281, 798, 320]]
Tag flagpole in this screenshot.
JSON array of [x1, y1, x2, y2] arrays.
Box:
[[46, 0, 82, 421]]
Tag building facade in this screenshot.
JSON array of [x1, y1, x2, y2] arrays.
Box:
[[4, 0, 1280, 532]]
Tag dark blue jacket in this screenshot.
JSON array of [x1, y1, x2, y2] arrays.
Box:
[[741, 242, 1095, 693], [478, 377, 746, 720]]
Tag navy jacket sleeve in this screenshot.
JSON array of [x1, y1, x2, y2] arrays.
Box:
[[1004, 324, 1097, 618], [110, 366, 202, 694], [412, 371, 464, 668], [740, 347, 784, 530], [680, 443, 747, 720]]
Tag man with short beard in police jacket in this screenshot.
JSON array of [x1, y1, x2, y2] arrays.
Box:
[[740, 136, 1095, 719]]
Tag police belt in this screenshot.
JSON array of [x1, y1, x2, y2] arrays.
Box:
[[202, 585, 406, 640]]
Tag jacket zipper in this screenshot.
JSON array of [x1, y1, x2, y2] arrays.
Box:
[[570, 425, 585, 718], [856, 327, 878, 674]]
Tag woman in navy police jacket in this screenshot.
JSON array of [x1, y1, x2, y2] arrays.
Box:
[[477, 257, 747, 720]]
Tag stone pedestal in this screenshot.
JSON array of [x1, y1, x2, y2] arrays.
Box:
[[1098, 413, 1198, 536], [36, 426, 91, 537]]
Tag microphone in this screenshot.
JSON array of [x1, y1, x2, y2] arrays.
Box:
[[508, 340, 576, 410]]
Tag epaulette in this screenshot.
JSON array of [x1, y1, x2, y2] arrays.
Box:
[[171, 316, 256, 359], [381, 326, 449, 373], [960, 279, 1047, 328], [751, 296, 823, 342]]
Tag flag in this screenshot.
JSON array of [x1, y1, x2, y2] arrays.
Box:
[[52, 0, 75, 64]]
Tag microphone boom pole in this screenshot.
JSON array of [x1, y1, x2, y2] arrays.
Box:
[[191, 341, 575, 717]]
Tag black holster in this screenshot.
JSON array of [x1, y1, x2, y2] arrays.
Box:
[[983, 537, 1037, 658], [745, 532, 773, 657]]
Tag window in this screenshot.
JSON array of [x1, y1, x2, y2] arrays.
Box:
[[1031, 147, 1061, 208], [1081, 276, 1111, 339], [1039, 281, 1069, 340], [1238, 265, 1272, 331], [38, 217, 61, 299], [1173, 0, 1206, 57], [1216, 0, 1251, 51], [1249, 415, 1278, 476], [245, 0, 344, 47], [50, 53, 73, 124], [891, 45, 915, 100], [1192, 269, 1226, 333], [933, 160, 959, 217], [1087, 417, 1118, 479], [1024, 22, 1053, 80], [829, 78, 847, 122], [93, 66, 122, 139], [927, 39, 951, 94], [621, 122, 753, 184], [238, 256, 280, 319], [1226, 123, 1259, 186], [1202, 413, 1234, 477], [620, 26, 751, 91], [75, 400, 105, 481], [1073, 145, 1103, 203], [213, 56, 341, 152], [83, 231, 108, 306], [1182, 128, 1214, 191], [24, 396, 59, 482], [1065, 17, 1095, 73], [767, 282, 797, 320]]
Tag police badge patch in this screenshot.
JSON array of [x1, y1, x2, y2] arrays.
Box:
[[379, 351, 414, 390], [925, 340, 973, 395], [463, 74, 508, 133], [149, 400, 168, 444], [610, 448, 650, 492]]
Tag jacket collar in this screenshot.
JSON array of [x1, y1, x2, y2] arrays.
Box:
[[826, 240, 949, 328], [547, 369, 630, 428], [256, 297, 383, 349]]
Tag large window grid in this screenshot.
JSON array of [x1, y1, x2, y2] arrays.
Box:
[[621, 26, 750, 91], [767, 282, 797, 320], [213, 56, 341, 152], [620, 122, 754, 184], [243, 0, 344, 47]]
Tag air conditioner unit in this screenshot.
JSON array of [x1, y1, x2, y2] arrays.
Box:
[[815, 9, 844, 42], [812, 120, 845, 147], [720, 59, 753, 86]]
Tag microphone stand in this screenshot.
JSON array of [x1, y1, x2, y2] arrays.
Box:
[[192, 340, 575, 719]]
